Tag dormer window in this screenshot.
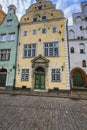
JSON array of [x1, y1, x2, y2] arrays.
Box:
[[6, 19, 13, 26]]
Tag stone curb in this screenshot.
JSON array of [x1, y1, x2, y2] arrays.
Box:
[[0, 90, 87, 100]]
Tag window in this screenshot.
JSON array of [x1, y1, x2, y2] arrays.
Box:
[[42, 28, 46, 34], [79, 43, 85, 54], [21, 69, 29, 81], [33, 17, 37, 22], [42, 16, 46, 21], [6, 19, 13, 26], [51, 69, 61, 82], [0, 34, 6, 42], [23, 44, 36, 58], [44, 42, 59, 57], [32, 30, 37, 35], [23, 31, 27, 36], [71, 47, 74, 53], [80, 26, 82, 30], [82, 60, 86, 67], [38, 5, 42, 10], [8, 33, 15, 41], [0, 49, 11, 61], [52, 27, 57, 33]]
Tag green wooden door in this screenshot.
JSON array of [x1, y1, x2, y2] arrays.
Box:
[[0, 73, 7, 87], [35, 71, 45, 90], [73, 71, 83, 87]]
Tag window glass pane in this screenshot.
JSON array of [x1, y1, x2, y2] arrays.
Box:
[[33, 18, 37, 22], [23, 44, 36, 58], [0, 49, 11, 61], [42, 16, 46, 21], [51, 69, 61, 82], [21, 69, 29, 81], [44, 42, 59, 57]]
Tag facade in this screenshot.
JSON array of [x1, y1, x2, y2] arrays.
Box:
[[68, 2, 87, 88], [0, 5, 6, 24], [16, 0, 70, 92], [0, 5, 19, 89]]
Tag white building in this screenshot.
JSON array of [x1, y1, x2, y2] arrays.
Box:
[[68, 2, 87, 88]]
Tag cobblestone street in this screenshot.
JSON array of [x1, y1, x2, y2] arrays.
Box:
[[0, 94, 87, 130]]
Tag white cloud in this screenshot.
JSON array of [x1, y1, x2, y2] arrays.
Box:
[[0, 0, 82, 24]]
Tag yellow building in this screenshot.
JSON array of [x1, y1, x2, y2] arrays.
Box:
[[16, 0, 70, 92]]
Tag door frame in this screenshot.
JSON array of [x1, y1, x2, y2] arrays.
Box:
[[34, 67, 45, 90]]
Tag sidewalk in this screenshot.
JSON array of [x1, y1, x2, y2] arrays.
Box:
[[0, 89, 87, 100]]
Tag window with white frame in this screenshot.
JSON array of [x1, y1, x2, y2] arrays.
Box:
[[51, 69, 61, 82], [21, 69, 29, 81], [23, 44, 36, 58], [44, 42, 59, 57], [6, 19, 13, 26], [42, 28, 46, 34], [23, 31, 27, 36], [32, 30, 37, 35], [52, 27, 57, 33], [0, 34, 6, 42], [0, 49, 11, 61], [8, 33, 15, 41], [79, 43, 85, 53]]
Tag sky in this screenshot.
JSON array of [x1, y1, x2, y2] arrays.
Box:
[[0, 0, 86, 25]]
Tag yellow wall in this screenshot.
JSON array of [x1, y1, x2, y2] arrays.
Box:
[[16, 1, 70, 91]]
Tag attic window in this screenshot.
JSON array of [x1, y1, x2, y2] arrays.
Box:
[[38, 5, 42, 10]]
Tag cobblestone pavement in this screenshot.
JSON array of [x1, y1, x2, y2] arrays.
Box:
[[0, 94, 87, 130]]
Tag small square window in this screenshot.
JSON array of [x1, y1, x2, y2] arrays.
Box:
[[33, 17, 37, 22], [38, 5, 42, 10], [6, 19, 13, 26], [32, 30, 37, 35], [53, 27, 57, 33], [42, 28, 46, 34], [42, 16, 46, 21], [23, 31, 27, 36]]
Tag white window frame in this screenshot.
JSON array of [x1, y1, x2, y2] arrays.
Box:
[[23, 44, 36, 58], [8, 33, 15, 41], [0, 34, 7, 42], [44, 41, 59, 57], [51, 68, 61, 82], [21, 69, 29, 81], [52, 27, 57, 33]]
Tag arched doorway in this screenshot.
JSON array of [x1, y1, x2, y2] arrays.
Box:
[[73, 71, 83, 87], [70, 67, 86, 87], [0, 68, 7, 87], [35, 67, 45, 90]]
